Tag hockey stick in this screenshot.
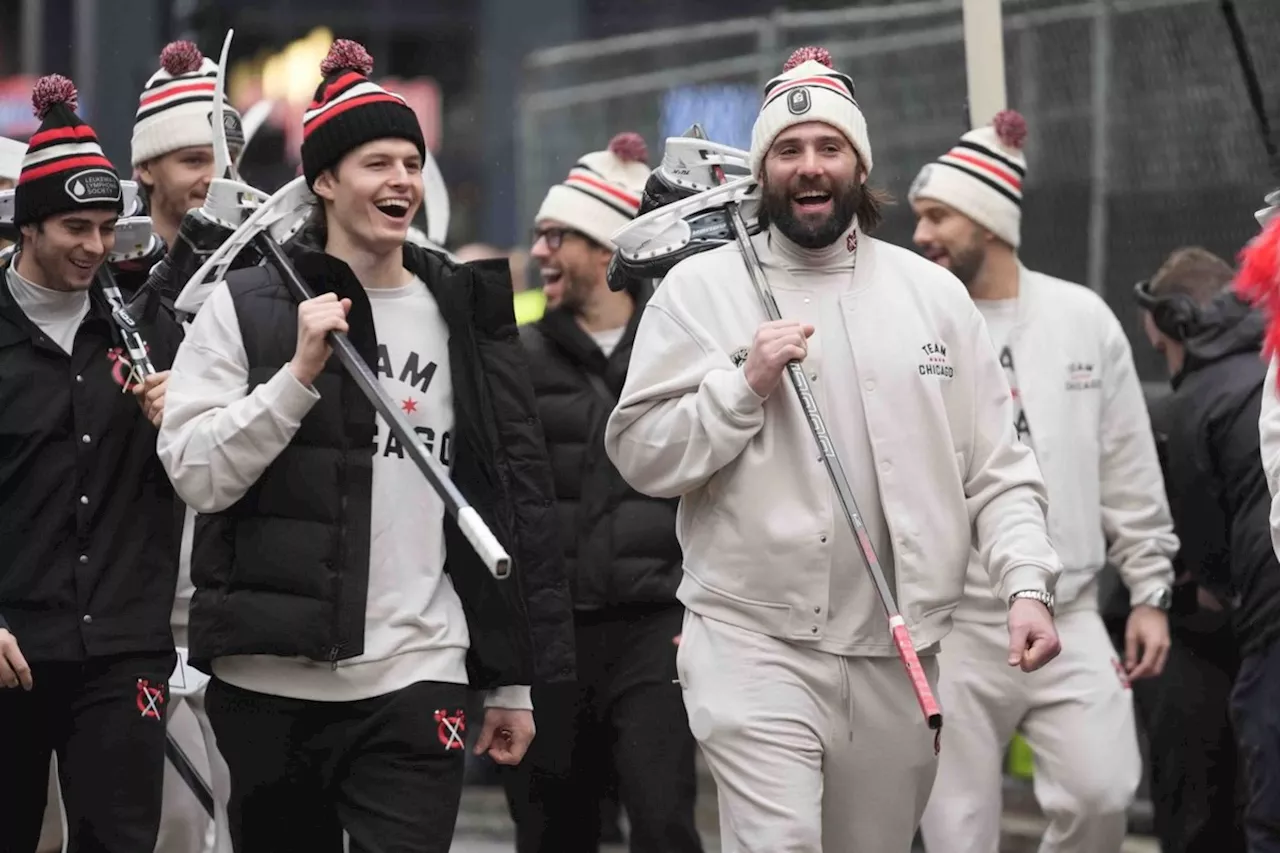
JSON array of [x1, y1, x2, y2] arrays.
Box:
[[694, 126, 943, 749], [164, 733, 215, 819], [250, 231, 512, 579]]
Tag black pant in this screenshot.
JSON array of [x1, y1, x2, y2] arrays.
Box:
[[502, 604, 703, 853], [1232, 638, 1280, 852], [0, 652, 174, 853], [206, 678, 468, 853], [1129, 618, 1245, 853]]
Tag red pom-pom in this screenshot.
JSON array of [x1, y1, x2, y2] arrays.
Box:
[[784, 46, 833, 72], [32, 75, 78, 119], [320, 39, 374, 77], [608, 132, 648, 164], [1235, 216, 1280, 364], [160, 40, 204, 75], [993, 109, 1028, 150]]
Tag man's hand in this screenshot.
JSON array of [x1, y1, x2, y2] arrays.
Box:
[[743, 320, 815, 398], [0, 629, 32, 690], [289, 293, 352, 388], [132, 371, 170, 428], [474, 708, 535, 766], [1124, 604, 1171, 680], [1006, 599, 1061, 672]]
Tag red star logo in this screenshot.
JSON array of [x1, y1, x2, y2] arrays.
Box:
[[401, 398, 418, 414]]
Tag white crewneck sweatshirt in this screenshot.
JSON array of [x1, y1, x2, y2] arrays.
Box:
[[158, 275, 529, 709], [761, 222, 897, 656], [6, 262, 90, 354]]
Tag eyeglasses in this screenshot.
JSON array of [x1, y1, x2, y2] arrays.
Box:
[[531, 226, 591, 251]]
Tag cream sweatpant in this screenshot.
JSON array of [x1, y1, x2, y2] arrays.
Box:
[[677, 610, 940, 853], [919, 608, 1141, 853]]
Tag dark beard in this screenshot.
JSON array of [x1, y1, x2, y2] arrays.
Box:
[[946, 232, 988, 287], [763, 177, 861, 249]]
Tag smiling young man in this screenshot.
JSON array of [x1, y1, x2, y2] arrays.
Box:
[[908, 114, 1178, 853], [156, 41, 572, 852], [0, 74, 184, 853], [604, 47, 1063, 853]]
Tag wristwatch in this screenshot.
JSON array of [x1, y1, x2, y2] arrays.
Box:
[[1009, 589, 1055, 615], [1136, 586, 1173, 611]]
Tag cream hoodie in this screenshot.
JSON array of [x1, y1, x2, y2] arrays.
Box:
[[955, 269, 1177, 623], [604, 222, 1062, 653]]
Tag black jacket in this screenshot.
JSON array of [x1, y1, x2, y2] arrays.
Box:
[[1162, 291, 1280, 656], [0, 273, 184, 661], [519, 295, 682, 609], [189, 244, 575, 688]]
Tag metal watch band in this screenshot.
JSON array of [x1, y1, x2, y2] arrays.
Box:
[[1008, 589, 1055, 614]]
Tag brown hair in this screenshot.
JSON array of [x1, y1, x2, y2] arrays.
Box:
[[1149, 247, 1235, 306], [855, 185, 893, 234]]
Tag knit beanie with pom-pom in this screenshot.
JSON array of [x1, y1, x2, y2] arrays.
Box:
[[132, 39, 244, 167], [534, 132, 651, 250], [749, 46, 873, 180], [908, 109, 1029, 248], [16, 74, 122, 227], [300, 38, 425, 189]]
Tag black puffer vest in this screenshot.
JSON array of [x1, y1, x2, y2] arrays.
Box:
[[188, 244, 575, 688], [518, 292, 682, 609]]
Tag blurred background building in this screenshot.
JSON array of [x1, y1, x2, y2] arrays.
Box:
[[0, 0, 1274, 377]]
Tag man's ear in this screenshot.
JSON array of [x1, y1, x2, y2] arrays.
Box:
[[313, 169, 338, 203], [135, 160, 155, 191]]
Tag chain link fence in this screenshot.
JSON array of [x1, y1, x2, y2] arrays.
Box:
[[518, 0, 1280, 381]]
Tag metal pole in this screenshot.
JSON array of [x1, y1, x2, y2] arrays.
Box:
[[72, 0, 97, 122], [21, 0, 43, 76], [1085, 0, 1112, 294]]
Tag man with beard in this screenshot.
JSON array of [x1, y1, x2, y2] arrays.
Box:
[[0, 74, 184, 853], [504, 131, 703, 853], [604, 46, 1063, 853], [909, 112, 1177, 853], [157, 41, 573, 851]]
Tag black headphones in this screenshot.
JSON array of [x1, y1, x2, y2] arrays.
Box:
[[1132, 279, 1208, 342]]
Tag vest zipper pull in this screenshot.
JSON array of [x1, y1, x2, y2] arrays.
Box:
[[329, 646, 340, 671]]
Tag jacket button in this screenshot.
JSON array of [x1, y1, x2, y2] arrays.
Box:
[[865, 379, 876, 391], [79, 495, 89, 505], [82, 614, 92, 625], [811, 626, 818, 634], [814, 606, 821, 614], [81, 434, 91, 444], [75, 375, 84, 383], [79, 555, 88, 564], [527, 416, 537, 425], [820, 535, 827, 543]]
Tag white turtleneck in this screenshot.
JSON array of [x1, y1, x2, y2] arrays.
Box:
[[760, 221, 897, 657], [6, 261, 90, 355]]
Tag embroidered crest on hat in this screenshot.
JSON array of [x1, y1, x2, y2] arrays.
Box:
[[15, 74, 122, 227]]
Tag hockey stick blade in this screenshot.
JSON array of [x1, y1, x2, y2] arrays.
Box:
[[252, 233, 512, 579]]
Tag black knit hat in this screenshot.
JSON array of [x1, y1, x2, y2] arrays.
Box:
[[16, 74, 122, 227], [300, 39, 426, 189]]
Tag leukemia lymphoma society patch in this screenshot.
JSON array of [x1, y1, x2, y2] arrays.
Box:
[[65, 168, 121, 204]]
